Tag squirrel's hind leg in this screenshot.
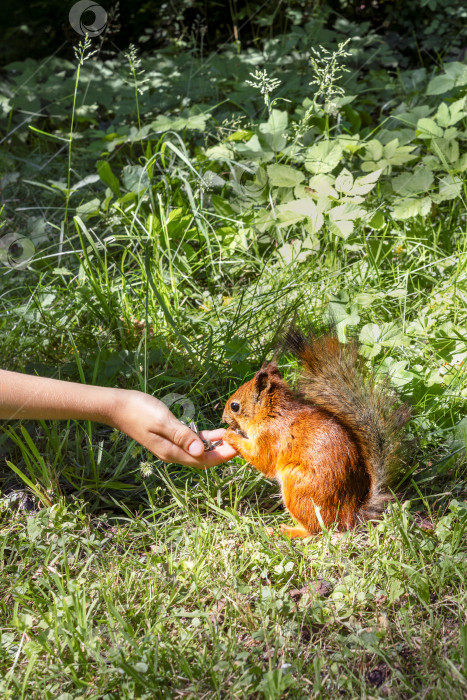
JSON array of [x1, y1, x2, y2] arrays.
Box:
[[280, 523, 310, 538]]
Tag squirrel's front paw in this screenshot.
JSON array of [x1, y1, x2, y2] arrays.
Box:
[[265, 526, 276, 537]]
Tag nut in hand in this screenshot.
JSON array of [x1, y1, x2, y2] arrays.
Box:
[[189, 421, 223, 452]]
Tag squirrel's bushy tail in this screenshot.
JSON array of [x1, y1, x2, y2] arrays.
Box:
[[284, 327, 411, 521]]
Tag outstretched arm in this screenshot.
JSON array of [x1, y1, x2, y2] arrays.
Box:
[[0, 370, 237, 468]]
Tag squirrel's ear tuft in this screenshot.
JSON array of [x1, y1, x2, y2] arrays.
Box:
[[266, 361, 282, 377], [253, 363, 282, 401]]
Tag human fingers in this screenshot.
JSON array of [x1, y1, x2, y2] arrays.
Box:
[[157, 414, 205, 457], [142, 432, 238, 468], [199, 428, 227, 442]]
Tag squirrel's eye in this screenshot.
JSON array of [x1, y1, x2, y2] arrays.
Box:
[[230, 402, 240, 413]]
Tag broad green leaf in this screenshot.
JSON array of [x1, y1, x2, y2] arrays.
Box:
[[363, 140, 384, 162], [383, 139, 401, 159], [431, 137, 459, 164], [384, 141, 417, 166], [361, 139, 416, 172], [388, 578, 404, 604], [369, 210, 385, 229], [252, 208, 275, 233], [435, 102, 450, 128], [392, 196, 431, 220], [122, 164, 149, 193], [328, 218, 354, 239], [128, 125, 151, 143], [73, 173, 100, 191], [427, 368, 445, 386], [305, 141, 343, 175], [327, 295, 357, 319], [393, 105, 431, 128], [359, 323, 407, 358], [360, 343, 381, 359], [211, 195, 235, 217], [75, 198, 101, 219], [151, 115, 184, 132], [277, 200, 318, 218], [276, 198, 324, 233], [427, 75, 456, 96], [361, 160, 388, 173], [276, 237, 318, 265], [205, 143, 234, 161], [336, 134, 361, 153], [426, 61, 467, 95], [226, 129, 254, 142], [443, 56, 467, 84], [334, 168, 353, 194], [185, 112, 211, 131], [335, 168, 382, 196], [377, 324, 407, 345], [431, 174, 462, 203], [391, 167, 434, 196], [235, 134, 269, 160], [97, 160, 121, 197], [354, 293, 381, 307], [203, 170, 225, 188], [266, 164, 305, 187], [455, 152, 467, 171], [351, 169, 382, 195], [293, 184, 312, 199], [259, 109, 288, 152], [443, 98, 467, 126], [382, 358, 415, 387], [48, 180, 68, 193], [276, 208, 303, 227], [306, 174, 338, 199], [327, 299, 360, 334], [151, 112, 210, 132], [328, 202, 366, 239], [329, 202, 366, 222], [316, 194, 333, 214], [416, 118, 443, 139], [443, 127, 459, 141], [359, 323, 380, 345], [333, 95, 357, 107], [167, 207, 185, 223], [241, 179, 268, 202]]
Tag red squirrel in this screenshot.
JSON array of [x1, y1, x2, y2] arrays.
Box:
[[222, 328, 410, 538]]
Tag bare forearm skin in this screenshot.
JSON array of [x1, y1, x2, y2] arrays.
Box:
[[0, 370, 238, 467], [0, 370, 119, 424]]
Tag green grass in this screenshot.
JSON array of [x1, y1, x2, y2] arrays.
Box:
[[1, 21, 467, 699], [1, 488, 466, 698]]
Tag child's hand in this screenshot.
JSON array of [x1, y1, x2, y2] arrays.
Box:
[[110, 390, 238, 467], [0, 371, 238, 468]]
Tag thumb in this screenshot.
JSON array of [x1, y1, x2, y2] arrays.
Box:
[[167, 418, 204, 457]]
